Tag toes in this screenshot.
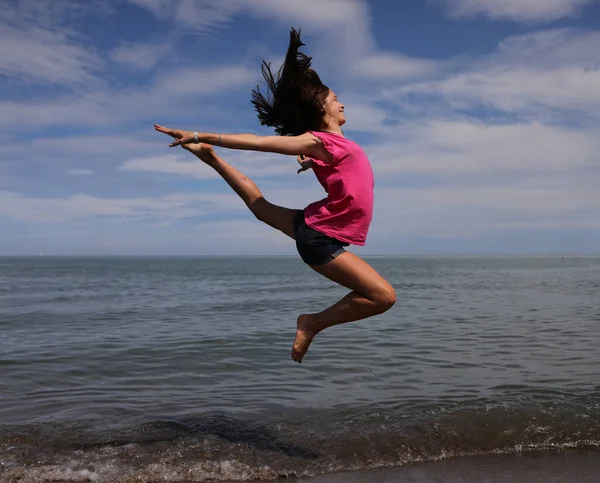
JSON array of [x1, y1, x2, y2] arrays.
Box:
[[291, 348, 302, 363], [291, 347, 304, 363], [291, 328, 312, 363]]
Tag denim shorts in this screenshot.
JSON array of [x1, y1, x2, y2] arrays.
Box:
[[293, 210, 349, 266]]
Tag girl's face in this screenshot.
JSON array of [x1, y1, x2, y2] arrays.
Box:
[[323, 90, 346, 127]]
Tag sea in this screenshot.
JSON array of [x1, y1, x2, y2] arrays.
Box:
[[1, 255, 599, 482]]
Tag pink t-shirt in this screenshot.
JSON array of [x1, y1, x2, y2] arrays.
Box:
[[304, 131, 374, 246]]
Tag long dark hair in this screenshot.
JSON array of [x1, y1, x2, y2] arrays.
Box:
[[251, 28, 330, 136]]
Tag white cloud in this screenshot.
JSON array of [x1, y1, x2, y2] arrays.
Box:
[[241, 0, 377, 70], [173, 0, 238, 30], [0, 63, 255, 129], [367, 120, 600, 175], [395, 29, 600, 117], [155, 65, 256, 96], [93, 218, 294, 255], [416, 67, 600, 115], [441, 0, 592, 22], [368, 177, 600, 242], [0, 0, 114, 86], [245, 0, 366, 24], [120, 150, 300, 179], [354, 52, 438, 79], [0, 0, 435, 133], [493, 29, 600, 68], [126, 0, 392, 77], [0, 95, 112, 129], [0, 191, 150, 223], [67, 169, 94, 176], [341, 101, 389, 133], [193, 219, 292, 247], [127, 0, 174, 18], [128, 0, 374, 57], [169, 0, 371, 33], [0, 190, 248, 223], [5, 0, 114, 29], [110, 39, 173, 71], [120, 154, 217, 179], [30, 135, 164, 156], [0, 23, 103, 85]]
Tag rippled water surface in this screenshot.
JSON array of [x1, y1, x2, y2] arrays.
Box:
[[1, 256, 599, 481]]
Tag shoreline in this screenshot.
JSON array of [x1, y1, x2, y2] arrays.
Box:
[[281, 450, 600, 483]]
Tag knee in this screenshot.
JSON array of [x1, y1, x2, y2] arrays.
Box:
[[252, 208, 265, 223], [249, 197, 267, 221], [373, 285, 396, 313]]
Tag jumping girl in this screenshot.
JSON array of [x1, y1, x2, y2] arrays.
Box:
[[155, 28, 396, 363]]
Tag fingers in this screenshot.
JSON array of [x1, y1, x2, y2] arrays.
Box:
[[155, 125, 177, 140], [296, 154, 313, 173], [155, 125, 195, 149], [155, 124, 183, 140]]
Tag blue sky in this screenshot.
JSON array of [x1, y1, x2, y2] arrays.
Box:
[[1, 0, 599, 256]]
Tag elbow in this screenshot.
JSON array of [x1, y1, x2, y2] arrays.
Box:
[[256, 133, 316, 156]]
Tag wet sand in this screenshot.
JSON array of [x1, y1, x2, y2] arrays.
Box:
[[283, 450, 600, 483]]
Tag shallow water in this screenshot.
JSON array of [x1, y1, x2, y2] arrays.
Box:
[[1, 255, 599, 481]]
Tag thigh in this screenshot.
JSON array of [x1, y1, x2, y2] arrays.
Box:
[[295, 222, 348, 266], [309, 251, 394, 299], [252, 198, 300, 240]]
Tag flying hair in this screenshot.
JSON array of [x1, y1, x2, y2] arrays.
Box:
[[251, 28, 330, 136]]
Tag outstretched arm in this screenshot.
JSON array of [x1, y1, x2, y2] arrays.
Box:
[[154, 124, 329, 160]]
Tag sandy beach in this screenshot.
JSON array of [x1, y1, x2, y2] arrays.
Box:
[[287, 450, 600, 483]]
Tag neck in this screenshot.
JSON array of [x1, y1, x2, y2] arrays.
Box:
[[321, 121, 344, 136]]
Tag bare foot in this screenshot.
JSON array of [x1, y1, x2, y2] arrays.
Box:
[[292, 314, 318, 363]]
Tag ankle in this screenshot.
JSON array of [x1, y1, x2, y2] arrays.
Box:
[[304, 313, 327, 333], [299, 312, 316, 326]]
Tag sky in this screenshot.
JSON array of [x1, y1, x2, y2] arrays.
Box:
[[1, 0, 599, 256]]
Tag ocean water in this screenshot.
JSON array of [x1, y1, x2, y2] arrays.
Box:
[[1, 255, 599, 482]]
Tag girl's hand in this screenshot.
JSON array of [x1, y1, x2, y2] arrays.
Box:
[[297, 154, 314, 174], [154, 124, 195, 147]]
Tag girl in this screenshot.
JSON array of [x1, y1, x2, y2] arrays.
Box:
[[155, 28, 396, 363]]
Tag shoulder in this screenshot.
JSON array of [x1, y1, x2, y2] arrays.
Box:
[[305, 131, 336, 163]]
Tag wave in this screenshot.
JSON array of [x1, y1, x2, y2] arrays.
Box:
[[2, 397, 600, 482]]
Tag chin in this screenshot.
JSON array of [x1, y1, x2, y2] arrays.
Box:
[[339, 117, 346, 126]]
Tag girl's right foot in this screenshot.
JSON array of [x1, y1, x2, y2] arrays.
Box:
[[291, 314, 318, 363]]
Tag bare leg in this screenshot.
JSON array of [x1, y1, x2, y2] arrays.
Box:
[[292, 252, 396, 363], [183, 145, 396, 363], [186, 144, 298, 238]]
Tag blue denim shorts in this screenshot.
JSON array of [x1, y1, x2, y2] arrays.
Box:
[[293, 210, 349, 266]]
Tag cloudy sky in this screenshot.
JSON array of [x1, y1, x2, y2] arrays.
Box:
[[1, 0, 599, 256]]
